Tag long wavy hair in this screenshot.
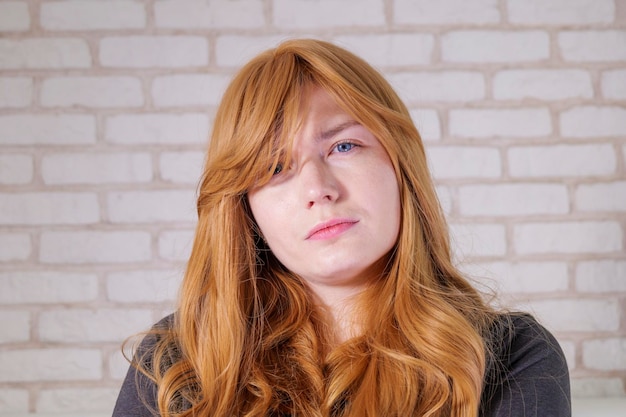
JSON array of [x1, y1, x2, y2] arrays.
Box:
[[138, 38, 498, 417]]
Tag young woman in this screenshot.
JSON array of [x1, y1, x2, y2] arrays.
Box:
[[113, 39, 570, 417]]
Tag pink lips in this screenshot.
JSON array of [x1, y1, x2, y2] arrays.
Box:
[[306, 218, 358, 240]]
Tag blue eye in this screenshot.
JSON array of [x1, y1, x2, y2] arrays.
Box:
[[335, 142, 355, 153]]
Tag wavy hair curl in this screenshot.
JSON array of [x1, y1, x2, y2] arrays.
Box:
[[138, 38, 497, 417]]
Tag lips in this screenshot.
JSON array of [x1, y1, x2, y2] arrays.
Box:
[[306, 218, 358, 240]]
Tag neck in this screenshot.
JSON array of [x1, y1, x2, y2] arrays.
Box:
[[308, 282, 365, 345]]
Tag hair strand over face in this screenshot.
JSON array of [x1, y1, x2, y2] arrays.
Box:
[[137, 38, 497, 417]]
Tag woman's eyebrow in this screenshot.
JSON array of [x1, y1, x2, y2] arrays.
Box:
[[316, 120, 360, 143]]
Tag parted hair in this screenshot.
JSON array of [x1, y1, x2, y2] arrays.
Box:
[[135, 38, 498, 417]]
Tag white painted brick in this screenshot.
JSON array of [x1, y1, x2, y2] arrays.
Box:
[[39, 309, 153, 342], [576, 260, 626, 293], [427, 146, 501, 179], [450, 223, 507, 258], [152, 74, 230, 107], [42, 152, 152, 185], [409, 109, 441, 141], [108, 190, 197, 223], [0, 349, 101, 382], [0, 2, 30, 31], [154, 0, 264, 29], [157, 306, 176, 321], [435, 185, 453, 215], [100, 36, 208, 68], [507, 0, 614, 24], [0, 272, 98, 304], [0, 154, 33, 184], [463, 261, 569, 294], [37, 388, 119, 413], [508, 144, 616, 177], [576, 181, 626, 212], [0, 192, 99, 225], [215, 35, 286, 67], [160, 151, 204, 184], [394, 0, 499, 24], [0, 311, 30, 343], [333, 34, 434, 66], [0, 233, 31, 261], [41, 76, 143, 108], [158, 229, 195, 261], [109, 349, 130, 380], [560, 341, 576, 371], [522, 299, 619, 332], [583, 338, 626, 370], [571, 378, 625, 397], [442, 31, 549, 63], [561, 106, 626, 138], [274, 0, 384, 29], [449, 108, 551, 138], [0, 77, 32, 107], [107, 269, 182, 303], [105, 113, 210, 144], [40, 231, 152, 264], [387, 71, 485, 103], [0, 114, 96, 145], [559, 31, 626, 62], [458, 183, 569, 216], [601, 69, 626, 99], [41, 0, 146, 30], [0, 389, 28, 412], [493, 69, 593, 100], [514, 221, 622, 254], [0, 38, 90, 69]]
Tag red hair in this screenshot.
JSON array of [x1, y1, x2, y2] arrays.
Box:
[[136, 38, 496, 417]]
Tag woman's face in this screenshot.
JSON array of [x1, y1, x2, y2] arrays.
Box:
[[247, 87, 401, 293]]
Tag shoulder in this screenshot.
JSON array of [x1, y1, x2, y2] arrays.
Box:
[[137, 313, 176, 352], [481, 313, 571, 417], [493, 313, 565, 367], [112, 314, 178, 417]]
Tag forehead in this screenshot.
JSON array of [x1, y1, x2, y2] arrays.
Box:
[[297, 87, 353, 131], [301, 85, 379, 137]]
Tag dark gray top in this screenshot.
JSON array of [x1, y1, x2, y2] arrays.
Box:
[[113, 313, 571, 417]]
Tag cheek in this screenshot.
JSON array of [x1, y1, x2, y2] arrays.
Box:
[[248, 193, 269, 234], [248, 191, 289, 245]]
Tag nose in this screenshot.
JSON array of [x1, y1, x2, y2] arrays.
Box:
[[299, 159, 339, 208]]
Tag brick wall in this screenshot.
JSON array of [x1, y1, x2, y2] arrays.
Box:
[[0, 0, 624, 414]]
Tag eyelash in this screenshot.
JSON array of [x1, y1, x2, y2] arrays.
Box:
[[333, 141, 357, 153], [272, 163, 283, 176], [271, 141, 359, 176]]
